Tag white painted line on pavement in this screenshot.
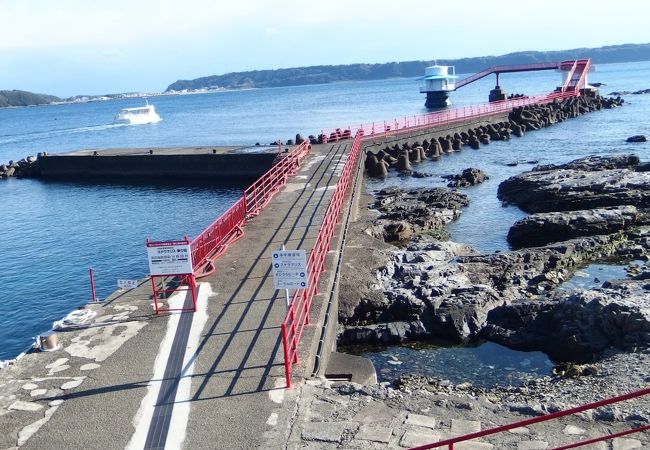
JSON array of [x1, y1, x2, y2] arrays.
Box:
[[126, 282, 211, 450], [167, 283, 212, 449]]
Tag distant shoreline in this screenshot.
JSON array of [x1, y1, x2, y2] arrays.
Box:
[[3, 42, 650, 108], [0, 87, 256, 110]]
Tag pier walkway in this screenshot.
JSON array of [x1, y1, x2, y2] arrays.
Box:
[[15, 140, 357, 450]]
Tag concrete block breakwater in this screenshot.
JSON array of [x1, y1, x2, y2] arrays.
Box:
[[0, 154, 39, 179], [364, 94, 624, 177]]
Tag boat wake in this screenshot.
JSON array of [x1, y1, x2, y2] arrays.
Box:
[[0, 123, 129, 146]]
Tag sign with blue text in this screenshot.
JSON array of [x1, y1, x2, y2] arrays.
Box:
[[271, 250, 308, 290]]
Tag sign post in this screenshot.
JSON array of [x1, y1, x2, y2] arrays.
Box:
[[271, 246, 308, 309], [146, 238, 197, 314]]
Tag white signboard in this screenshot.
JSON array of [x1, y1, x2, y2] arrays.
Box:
[[117, 279, 139, 290], [147, 241, 193, 276], [271, 250, 308, 290]]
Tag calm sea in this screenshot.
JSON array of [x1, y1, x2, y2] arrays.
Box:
[[1, 61, 648, 360]]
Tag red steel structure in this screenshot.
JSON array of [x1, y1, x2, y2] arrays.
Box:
[[150, 273, 198, 314], [89, 267, 98, 303], [409, 387, 650, 450], [454, 62, 561, 90], [560, 59, 591, 93]]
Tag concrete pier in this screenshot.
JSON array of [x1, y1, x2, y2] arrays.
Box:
[[37, 145, 280, 181], [0, 139, 361, 449]]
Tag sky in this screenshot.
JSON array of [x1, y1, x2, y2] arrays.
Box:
[[1, 0, 648, 97]]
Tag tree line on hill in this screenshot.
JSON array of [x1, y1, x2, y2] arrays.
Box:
[[165, 43, 650, 92], [0, 90, 61, 108]]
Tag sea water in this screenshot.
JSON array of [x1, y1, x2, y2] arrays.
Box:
[[0, 61, 648, 362], [345, 341, 554, 388]]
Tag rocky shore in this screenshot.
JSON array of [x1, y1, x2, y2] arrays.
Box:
[[321, 153, 650, 447], [340, 154, 650, 358]]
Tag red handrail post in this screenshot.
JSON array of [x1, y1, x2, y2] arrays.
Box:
[[89, 267, 98, 303], [150, 276, 160, 314], [282, 323, 291, 388], [190, 274, 198, 312]]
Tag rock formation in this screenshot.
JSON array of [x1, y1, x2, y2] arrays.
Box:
[[0, 155, 40, 179], [498, 155, 650, 213], [339, 154, 650, 364]]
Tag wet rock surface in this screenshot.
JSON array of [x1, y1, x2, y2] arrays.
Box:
[[443, 167, 489, 188], [481, 277, 650, 363], [365, 187, 469, 243], [498, 154, 650, 213], [339, 232, 636, 347], [507, 205, 646, 249]]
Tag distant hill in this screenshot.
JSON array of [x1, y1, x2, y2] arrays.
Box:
[[0, 90, 61, 108], [166, 42, 650, 92]]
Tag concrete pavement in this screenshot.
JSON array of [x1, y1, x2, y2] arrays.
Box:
[[2, 141, 356, 449]]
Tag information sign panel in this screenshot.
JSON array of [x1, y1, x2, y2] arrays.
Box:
[[147, 241, 193, 276], [117, 279, 139, 290], [271, 250, 308, 290]]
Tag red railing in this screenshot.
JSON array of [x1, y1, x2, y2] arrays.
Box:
[[319, 90, 579, 144], [281, 130, 364, 388], [190, 141, 312, 277], [190, 198, 247, 276], [244, 141, 311, 218], [410, 387, 650, 450]]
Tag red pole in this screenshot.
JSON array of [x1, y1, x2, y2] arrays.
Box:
[[89, 267, 98, 303], [151, 276, 160, 315], [190, 274, 198, 312], [282, 323, 291, 388]]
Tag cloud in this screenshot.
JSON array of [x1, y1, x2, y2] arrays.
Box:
[[0, 0, 257, 50]]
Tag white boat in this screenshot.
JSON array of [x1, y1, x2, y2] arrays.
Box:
[[113, 102, 161, 125]]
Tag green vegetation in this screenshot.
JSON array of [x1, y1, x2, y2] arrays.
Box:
[[166, 42, 650, 92], [0, 90, 61, 108]]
